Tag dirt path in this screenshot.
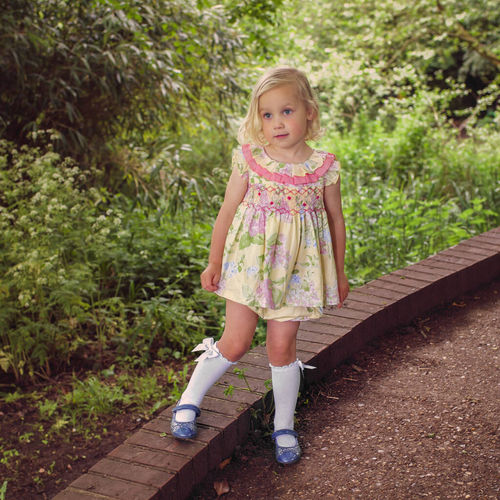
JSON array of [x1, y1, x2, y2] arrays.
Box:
[[191, 280, 499, 499]]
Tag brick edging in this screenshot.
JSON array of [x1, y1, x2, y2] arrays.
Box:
[[53, 227, 500, 500]]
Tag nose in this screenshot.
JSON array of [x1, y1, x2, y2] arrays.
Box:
[[273, 116, 284, 128]]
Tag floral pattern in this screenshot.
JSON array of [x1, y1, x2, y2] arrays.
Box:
[[215, 144, 341, 321]]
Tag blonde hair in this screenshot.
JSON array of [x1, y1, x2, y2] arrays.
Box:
[[238, 66, 321, 145]]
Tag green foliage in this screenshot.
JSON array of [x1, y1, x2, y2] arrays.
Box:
[[0, 138, 223, 382], [0, 0, 246, 160], [318, 101, 499, 286], [0, 480, 7, 500], [39, 365, 188, 432], [280, 0, 499, 129]]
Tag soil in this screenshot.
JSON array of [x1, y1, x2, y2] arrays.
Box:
[[1, 280, 498, 499], [192, 279, 499, 499]]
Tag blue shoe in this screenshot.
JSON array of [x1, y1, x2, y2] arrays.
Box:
[[171, 404, 201, 440], [271, 429, 301, 465]]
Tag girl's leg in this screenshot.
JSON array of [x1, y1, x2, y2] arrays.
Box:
[[267, 320, 301, 448], [174, 300, 258, 423]]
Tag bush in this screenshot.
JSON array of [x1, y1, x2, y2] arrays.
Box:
[[318, 97, 500, 286], [0, 0, 245, 161], [0, 139, 223, 382]]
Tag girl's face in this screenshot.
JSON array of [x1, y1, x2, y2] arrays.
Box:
[[258, 84, 314, 153]]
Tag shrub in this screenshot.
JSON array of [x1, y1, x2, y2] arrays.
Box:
[[0, 0, 245, 160], [0, 139, 223, 382]]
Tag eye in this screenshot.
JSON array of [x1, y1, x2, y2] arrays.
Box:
[[283, 108, 293, 116], [262, 112, 271, 119]]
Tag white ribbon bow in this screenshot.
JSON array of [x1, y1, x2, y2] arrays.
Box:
[[297, 359, 316, 372], [192, 337, 220, 363]]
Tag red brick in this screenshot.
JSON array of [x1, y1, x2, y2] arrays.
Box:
[[299, 320, 348, 336], [440, 247, 485, 262], [354, 284, 404, 301], [90, 458, 174, 490], [362, 284, 408, 300], [320, 312, 362, 328], [381, 273, 430, 289], [296, 338, 331, 354], [70, 472, 159, 500], [238, 351, 269, 368], [478, 235, 500, 245], [297, 328, 337, 345], [323, 305, 372, 320], [428, 253, 476, 266], [404, 263, 452, 277], [392, 268, 436, 282], [417, 257, 465, 272], [201, 426, 226, 471], [471, 233, 500, 247], [468, 235, 500, 249], [251, 344, 268, 356], [196, 409, 235, 430], [341, 298, 384, 313], [126, 429, 206, 459], [221, 418, 239, 457], [206, 384, 263, 405], [372, 276, 420, 293], [218, 372, 267, 394], [226, 362, 270, 381], [458, 240, 498, 256], [109, 444, 190, 473], [52, 488, 115, 500], [392, 268, 442, 282], [201, 395, 249, 417], [345, 290, 392, 307]]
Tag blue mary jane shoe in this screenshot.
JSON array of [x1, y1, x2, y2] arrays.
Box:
[[271, 429, 301, 465], [171, 404, 201, 440]]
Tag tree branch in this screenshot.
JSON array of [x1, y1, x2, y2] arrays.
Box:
[[436, 0, 500, 71]]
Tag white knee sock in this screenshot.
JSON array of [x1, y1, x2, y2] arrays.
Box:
[[271, 360, 301, 447], [175, 338, 236, 422]]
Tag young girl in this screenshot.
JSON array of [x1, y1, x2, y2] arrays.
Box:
[[171, 66, 349, 465]]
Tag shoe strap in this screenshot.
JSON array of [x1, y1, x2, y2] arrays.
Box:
[[272, 429, 298, 440], [172, 404, 201, 417]]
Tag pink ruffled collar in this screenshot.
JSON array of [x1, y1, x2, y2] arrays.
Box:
[[242, 144, 336, 185]]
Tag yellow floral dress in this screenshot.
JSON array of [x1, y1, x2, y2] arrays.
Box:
[[215, 144, 341, 321]]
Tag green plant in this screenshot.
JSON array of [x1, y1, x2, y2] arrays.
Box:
[[38, 400, 58, 421], [0, 449, 19, 467], [0, 0, 248, 161], [0, 480, 7, 500], [63, 376, 132, 421]]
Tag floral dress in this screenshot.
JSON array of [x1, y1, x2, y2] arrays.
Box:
[[215, 143, 341, 321]]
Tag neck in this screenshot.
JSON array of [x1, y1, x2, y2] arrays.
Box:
[[264, 143, 313, 164]]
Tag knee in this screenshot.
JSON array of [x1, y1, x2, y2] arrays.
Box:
[[217, 337, 251, 363], [266, 339, 296, 366]]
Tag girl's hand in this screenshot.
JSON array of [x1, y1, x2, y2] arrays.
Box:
[[201, 262, 221, 292], [337, 271, 350, 308]]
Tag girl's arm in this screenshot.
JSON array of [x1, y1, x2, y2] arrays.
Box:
[[324, 179, 349, 307], [201, 168, 248, 291]]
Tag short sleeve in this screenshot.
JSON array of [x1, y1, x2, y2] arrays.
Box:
[[232, 147, 249, 178], [324, 158, 341, 186]]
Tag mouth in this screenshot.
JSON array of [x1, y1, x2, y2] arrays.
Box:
[[274, 133, 289, 139]]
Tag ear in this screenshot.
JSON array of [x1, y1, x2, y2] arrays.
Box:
[[306, 106, 316, 121]]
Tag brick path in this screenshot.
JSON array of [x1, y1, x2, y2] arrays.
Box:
[[53, 227, 500, 500]]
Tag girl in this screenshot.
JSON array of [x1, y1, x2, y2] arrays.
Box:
[[171, 66, 349, 465]]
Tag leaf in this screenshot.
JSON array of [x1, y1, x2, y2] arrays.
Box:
[[238, 232, 252, 250], [214, 479, 230, 497]]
